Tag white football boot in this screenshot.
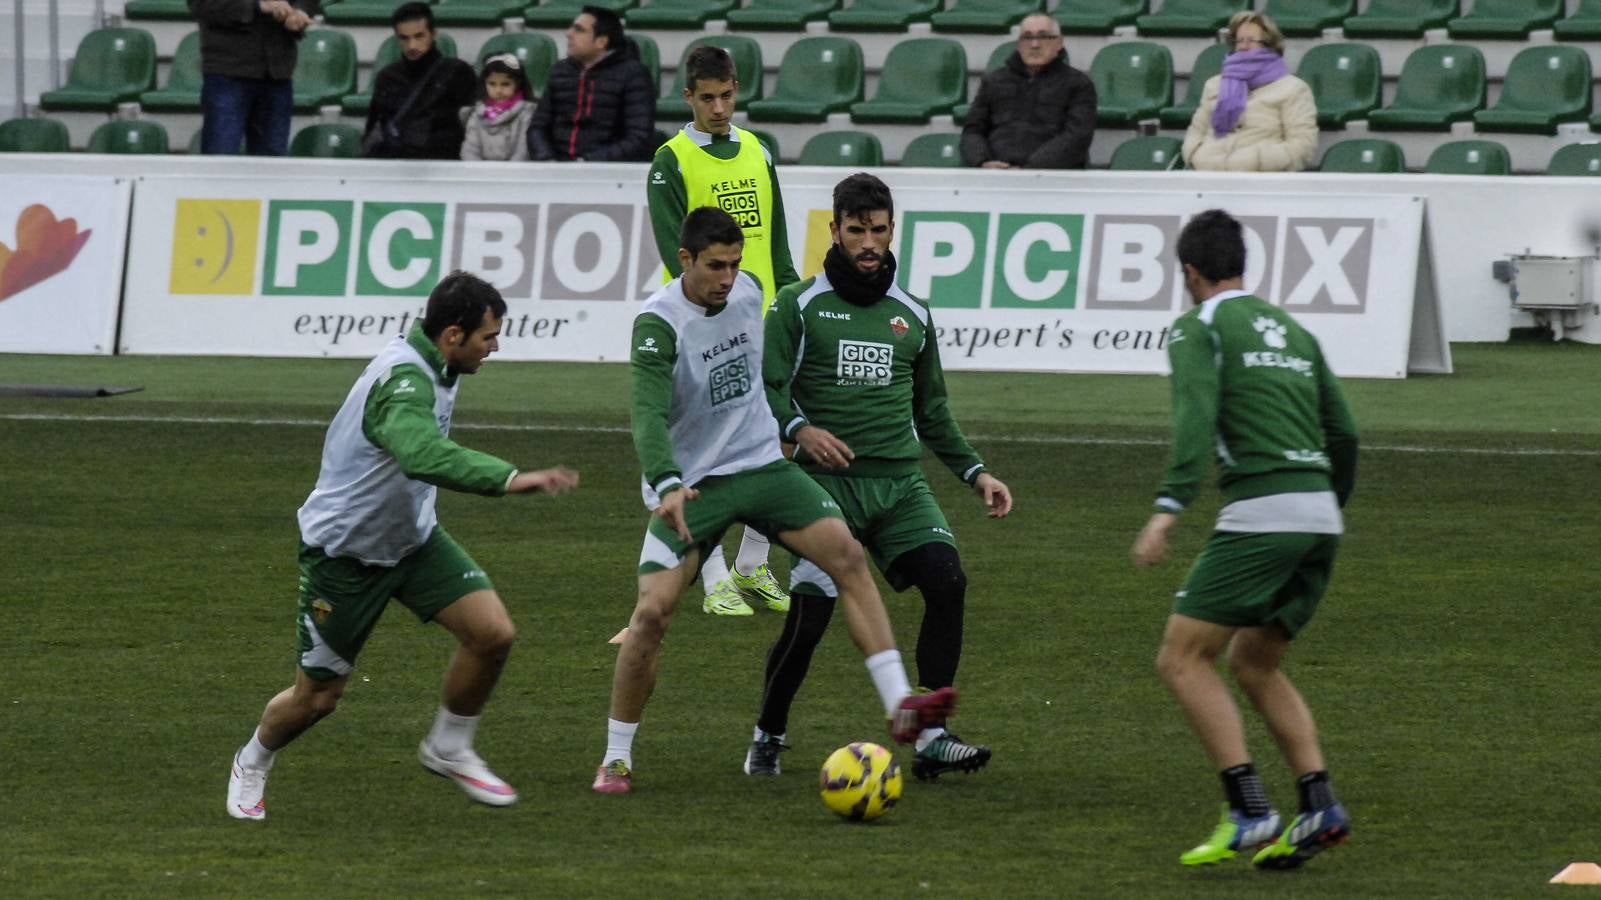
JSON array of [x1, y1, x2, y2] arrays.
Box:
[[418, 741, 518, 807]]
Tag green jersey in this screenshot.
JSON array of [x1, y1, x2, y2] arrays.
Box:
[[763, 273, 986, 484], [1157, 290, 1358, 525], [297, 324, 517, 566]]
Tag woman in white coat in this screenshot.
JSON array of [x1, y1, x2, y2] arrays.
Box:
[[1183, 12, 1318, 172]]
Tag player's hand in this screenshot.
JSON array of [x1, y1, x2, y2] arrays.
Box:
[[1131, 513, 1177, 567], [795, 425, 854, 469], [656, 486, 700, 542], [508, 466, 579, 496], [972, 472, 1012, 518]]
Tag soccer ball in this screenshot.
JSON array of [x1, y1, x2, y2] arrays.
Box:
[[819, 742, 902, 822]]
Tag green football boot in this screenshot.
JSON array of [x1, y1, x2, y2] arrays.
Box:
[[1180, 804, 1283, 866], [731, 564, 789, 612], [1251, 803, 1350, 870], [702, 579, 754, 616]]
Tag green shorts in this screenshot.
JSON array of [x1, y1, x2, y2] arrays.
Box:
[[296, 526, 494, 680], [638, 459, 844, 574], [790, 471, 955, 597], [1175, 531, 1340, 638]]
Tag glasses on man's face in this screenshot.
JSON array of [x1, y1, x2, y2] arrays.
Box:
[[1018, 32, 1062, 43]]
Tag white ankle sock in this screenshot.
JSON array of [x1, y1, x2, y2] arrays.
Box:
[[605, 718, 639, 769], [915, 727, 946, 752], [752, 724, 785, 742], [865, 649, 912, 717], [239, 728, 276, 770], [427, 707, 479, 757], [733, 528, 771, 577], [700, 551, 731, 589]]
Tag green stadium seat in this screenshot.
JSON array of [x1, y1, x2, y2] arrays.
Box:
[[1473, 46, 1591, 136], [1158, 43, 1226, 129], [1295, 43, 1380, 128], [1423, 140, 1511, 176], [1134, 0, 1249, 37], [1546, 143, 1601, 176], [1366, 45, 1484, 132], [1056, 0, 1147, 35], [1318, 138, 1405, 173], [523, 0, 636, 29], [952, 42, 1018, 125], [849, 38, 966, 125], [746, 37, 864, 123], [1262, 0, 1355, 37], [899, 132, 962, 167], [1555, 0, 1601, 41], [931, 0, 1043, 35], [326, 0, 414, 25], [1109, 135, 1184, 170], [1447, 0, 1562, 39], [291, 30, 357, 113], [476, 33, 560, 95], [1342, 0, 1458, 39], [289, 123, 365, 158], [39, 27, 157, 112], [828, 0, 941, 33], [1088, 41, 1173, 127], [657, 36, 764, 122], [86, 119, 170, 155], [726, 0, 840, 31], [122, 0, 192, 20], [434, 0, 528, 27], [798, 130, 883, 166], [140, 30, 204, 113], [342, 33, 458, 117], [0, 117, 72, 153], [744, 127, 780, 161], [633, 33, 660, 87], [627, 0, 738, 29]]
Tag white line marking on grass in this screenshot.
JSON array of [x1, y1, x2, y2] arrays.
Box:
[[2, 413, 1598, 458]]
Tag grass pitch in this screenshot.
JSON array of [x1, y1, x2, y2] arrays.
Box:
[[2, 337, 1598, 898]]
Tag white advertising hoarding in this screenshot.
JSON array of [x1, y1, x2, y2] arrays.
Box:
[[120, 173, 1443, 377], [0, 176, 132, 355]]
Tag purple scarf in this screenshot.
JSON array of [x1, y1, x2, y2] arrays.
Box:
[[1211, 48, 1288, 137]]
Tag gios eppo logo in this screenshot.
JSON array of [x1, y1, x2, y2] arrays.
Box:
[[837, 339, 893, 385], [709, 354, 752, 406]]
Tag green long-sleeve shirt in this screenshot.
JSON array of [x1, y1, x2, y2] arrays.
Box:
[[764, 274, 986, 484]]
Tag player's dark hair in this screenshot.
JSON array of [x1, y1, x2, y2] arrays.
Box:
[[1176, 209, 1247, 283], [832, 172, 894, 227], [679, 206, 745, 260], [684, 45, 736, 92], [391, 1, 434, 31], [423, 271, 507, 338], [582, 6, 624, 52]]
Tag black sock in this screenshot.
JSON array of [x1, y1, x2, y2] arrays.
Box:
[[1296, 771, 1336, 813], [755, 592, 835, 736], [1220, 763, 1272, 817]]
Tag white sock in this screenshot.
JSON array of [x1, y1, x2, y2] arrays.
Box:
[[700, 550, 731, 589], [752, 724, 785, 742], [865, 649, 912, 717], [915, 726, 946, 752], [427, 707, 480, 757], [605, 718, 639, 769], [733, 528, 771, 577], [238, 728, 276, 770]]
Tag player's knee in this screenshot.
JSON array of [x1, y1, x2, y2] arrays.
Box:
[[819, 534, 869, 579], [302, 681, 345, 720], [1227, 651, 1275, 689], [472, 618, 516, 660], [1154, 643, 1195, 684], [629, 598, 672, 643]]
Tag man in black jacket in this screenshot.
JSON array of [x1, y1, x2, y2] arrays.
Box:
[[363, 2, 477, 160], [959, 13, 1097, 170], [189, 0, 320, 156], [527, 6, 655, 162]]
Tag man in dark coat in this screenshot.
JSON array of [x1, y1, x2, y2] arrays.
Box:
[[189, 0, 321, 155], [363, 2, 477, 160], [527, 6, 656, 162], [960, 13, 1098, 170]]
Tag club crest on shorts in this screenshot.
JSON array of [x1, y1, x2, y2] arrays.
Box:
[[889, 316, 909, 339], [311, 598, 334, 625]]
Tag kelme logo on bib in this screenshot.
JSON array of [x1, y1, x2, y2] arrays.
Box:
[[709, 354, 753, 406], [837, 340, 893, 385]]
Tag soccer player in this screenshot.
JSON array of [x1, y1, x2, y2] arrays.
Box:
[[593, 206, 953, 794], [644, 44, 801, 618], [742, 173, 1013, 781], [225, 272, 579, 819], [1132, 209, 1357, 869]]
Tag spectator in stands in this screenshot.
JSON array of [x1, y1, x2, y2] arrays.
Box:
[[362, 2, 477, 160], [461, 53, 535, 161], [527, 6, 655, 162], [959, 13, 1097, 170], [1183, 12, 1317, 172], [189, 0, 320, 156]]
